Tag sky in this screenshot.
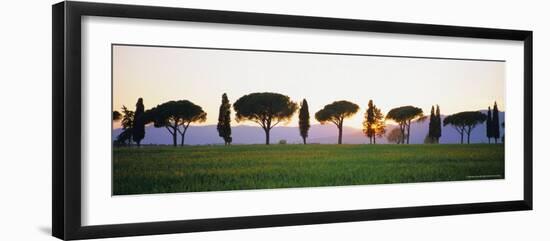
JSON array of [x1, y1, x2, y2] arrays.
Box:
[[112, 45, 505, 129]]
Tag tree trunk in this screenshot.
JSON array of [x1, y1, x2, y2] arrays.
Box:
[[303, 137, 307, 144], [494, 137, 498, 143], [172, 132, 177, 147], [460, 132, 464, 144], [373, 135, 376, 144], [337, 122, 343, 144], [406, 120, 411, 144], [467, 133, 471, 144], [137, 141, 141, 147], [338, 127, 342, 144], [265, 128, 270, 145]]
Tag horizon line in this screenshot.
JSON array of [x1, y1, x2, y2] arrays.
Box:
[[112, 111, 505, 131]]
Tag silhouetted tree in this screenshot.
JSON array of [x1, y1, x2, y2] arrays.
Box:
[[363, 100, 375, 144], [217, 93, 232, 145], [386, 106, 424, 144], [434, 105, 442, 143], [120, 106, 134, 130], [117, 106, 134, 145], [362, 100, 385, 144], [315, 100, 359, 144], [387, 127, 403, 144], [145, 100, 207, 147], [132, 98, 145, 147], [364, 101, 375, 143], [113, 110, 122, 121], [427, 106, 436, 143], [492, 102, 500, 143], [443, 111, 487, 144], [234, 92, 298, 145], [486, 106, 493, 143], [298, 99, 310, 144], [427, 105, 442, 144]]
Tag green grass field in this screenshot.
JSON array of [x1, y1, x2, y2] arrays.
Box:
[[113, 144, 504, 195]]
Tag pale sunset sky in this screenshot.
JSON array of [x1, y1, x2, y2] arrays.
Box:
[[113, 45, 505, 129]]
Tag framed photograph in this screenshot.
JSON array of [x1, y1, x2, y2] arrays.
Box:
[[52, 1, 533, 240]]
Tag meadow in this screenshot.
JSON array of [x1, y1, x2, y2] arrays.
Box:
[[112, 144, 504, 195]]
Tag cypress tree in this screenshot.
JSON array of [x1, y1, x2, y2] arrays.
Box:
[[217, 93, 232, 145], [427, 106, 435, 143], [492, 102, 500, 143], [486, 106, 492, 143], [434, 105, 442, 143], [299, 99, 310, 144], [132, 98, 145, 147]]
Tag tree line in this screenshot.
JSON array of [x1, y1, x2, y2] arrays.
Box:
[[113, 92, 503, 146]]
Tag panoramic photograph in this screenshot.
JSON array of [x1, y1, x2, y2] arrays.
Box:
[[111, 44, 505, 195]]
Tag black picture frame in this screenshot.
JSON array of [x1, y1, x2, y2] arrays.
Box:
[[52, 1, 533, 240]]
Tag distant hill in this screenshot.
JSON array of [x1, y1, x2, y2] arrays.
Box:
[[113, 111, 504, 145]]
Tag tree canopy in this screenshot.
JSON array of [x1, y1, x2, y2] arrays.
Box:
[[386, 105, 424, 144], [233, 92, 297, 145], [386, 106, 424, 123], [315, 100, 359, 144], [113, 110, 122, 121], [145, 100, 207, 146], [443, 111, 487, 144]]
